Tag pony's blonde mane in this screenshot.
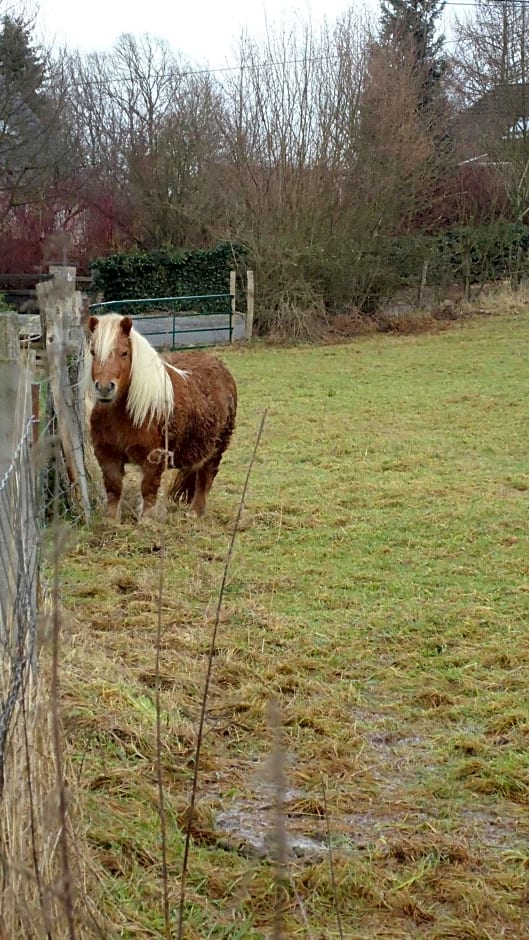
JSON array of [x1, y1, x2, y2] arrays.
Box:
[[91, 314, 186, 427]]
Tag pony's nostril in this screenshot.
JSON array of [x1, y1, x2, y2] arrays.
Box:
[[94, 380, 100, 391], [109, 381, 116, 392]]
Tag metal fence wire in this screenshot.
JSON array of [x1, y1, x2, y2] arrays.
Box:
[[0, 417, 39, 792]]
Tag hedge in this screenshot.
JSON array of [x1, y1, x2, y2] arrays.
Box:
[[386, 222, 529, 290], [89, 242, 249, 313]]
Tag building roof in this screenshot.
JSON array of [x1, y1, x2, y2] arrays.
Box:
[[455, 83, 529, 157]]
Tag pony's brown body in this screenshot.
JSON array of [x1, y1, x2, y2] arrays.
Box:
[[88, 315, 237, 520]]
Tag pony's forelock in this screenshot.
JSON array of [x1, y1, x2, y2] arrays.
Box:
[[91, 315, 121, 363]]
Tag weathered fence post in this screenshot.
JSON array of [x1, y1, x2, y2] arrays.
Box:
[[0, 314, 25, 475], [229, 270, 236, 343], [0, 313, 35, 645], [510, 244, 523, 292], [246, 270, 255, 340], [36, 266, 91, 524], [418, 260, 429, 306], [464, 253, 472, 302], [230, 270, 236, 317]]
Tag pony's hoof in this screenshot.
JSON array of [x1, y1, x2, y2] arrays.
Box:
[[140, 503, 167, 524], [186, 506, 204, 520], [100, 514, 121, 527]]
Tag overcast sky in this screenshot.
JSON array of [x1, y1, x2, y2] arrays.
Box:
[[33, 0, 462, 67]]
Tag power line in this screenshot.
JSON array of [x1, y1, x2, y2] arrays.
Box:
[[445, 1, 529, 4], [39, 2, 526, 91]]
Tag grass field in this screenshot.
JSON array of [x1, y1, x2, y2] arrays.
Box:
[[58, 304, 529, 938]]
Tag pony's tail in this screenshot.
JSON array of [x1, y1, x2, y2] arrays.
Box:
[[166, 469, 196, 507]]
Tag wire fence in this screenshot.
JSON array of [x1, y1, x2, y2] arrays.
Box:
[[0, 348, 99, 933], [0, 366, 90, 796], [0, 416, 39, 793], [0, 287, 97, 782]]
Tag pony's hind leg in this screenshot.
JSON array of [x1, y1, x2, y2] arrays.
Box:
[[190, 416, 235, 517], [165, 468, 197, 510], [190, 462, 218, 518]]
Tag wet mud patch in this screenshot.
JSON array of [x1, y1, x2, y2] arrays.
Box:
[[216, 801, 328, 861]]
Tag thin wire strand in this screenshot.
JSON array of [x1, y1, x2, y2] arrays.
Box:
[[176, 409, 267, 939]]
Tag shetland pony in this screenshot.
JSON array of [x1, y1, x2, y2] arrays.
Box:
[[87, 314, 237, 521]]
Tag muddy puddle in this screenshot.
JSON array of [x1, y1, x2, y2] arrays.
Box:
[[213, 776, 529, 863], [213, 782, 386, 862]]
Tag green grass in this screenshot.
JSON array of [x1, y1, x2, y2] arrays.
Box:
[[58, 306, 529, 938]]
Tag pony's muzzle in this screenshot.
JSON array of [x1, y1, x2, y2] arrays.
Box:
[[94, 379, 117, 400]]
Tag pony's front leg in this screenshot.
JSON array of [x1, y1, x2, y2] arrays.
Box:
[[138, 462, 164, 521], [97, 453, 125, 521]]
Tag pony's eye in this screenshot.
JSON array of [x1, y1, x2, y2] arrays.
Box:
[[121, 351, 128, 359], [89, 348, 95, 356]]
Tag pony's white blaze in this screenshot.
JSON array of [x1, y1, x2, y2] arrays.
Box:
[[91, 313, 187, 428]]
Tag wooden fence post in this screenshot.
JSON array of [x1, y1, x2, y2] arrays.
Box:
[[418, 260, 429, 306], [464, 253, 472, 302], [0, 313, 34, 643], [229, 270, 236, 343], [246, 270, 255, 340], [36, 266, 91, 523], [510, 244, 523, 292], [230, 270, 236, 314], [0, 314, 25, 476]]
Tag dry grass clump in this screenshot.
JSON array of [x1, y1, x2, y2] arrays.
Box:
[[256, 280, 330, 344], [0, 658, 102, 939], [466, 281, 529, 317], [376, 309, 443, 334]]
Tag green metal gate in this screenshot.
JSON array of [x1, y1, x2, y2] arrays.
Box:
[[89, 293, 235, 349]]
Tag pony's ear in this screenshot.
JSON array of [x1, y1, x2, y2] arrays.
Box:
[[121, 316, 133, 336], [88, 315, 98, 333]]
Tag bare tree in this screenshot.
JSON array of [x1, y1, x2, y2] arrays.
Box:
[[62, 35, 224, 250], [451, 0, 529, 219], [214, 11, 379, 329], [452, 0, 529, 104]]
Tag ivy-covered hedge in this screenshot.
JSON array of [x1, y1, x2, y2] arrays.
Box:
[[345, 222, 529, 313], [386, 222, 529, 290], [430, 222, 529, 284], [89, 242, 249, 313]]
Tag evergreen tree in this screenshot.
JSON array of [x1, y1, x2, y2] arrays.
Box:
[[0, 15, 46, 104], [0, 16, 59, 200], [0, 15, 48, 149], [379, 0, 446, 109]]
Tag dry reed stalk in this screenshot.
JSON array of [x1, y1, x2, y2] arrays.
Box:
[[49, 455, 77, 940], [268, 697, 288, 940], [153, 420, 171, 939], [0, 654, 82, 938], [322, 777, 344, 940]]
